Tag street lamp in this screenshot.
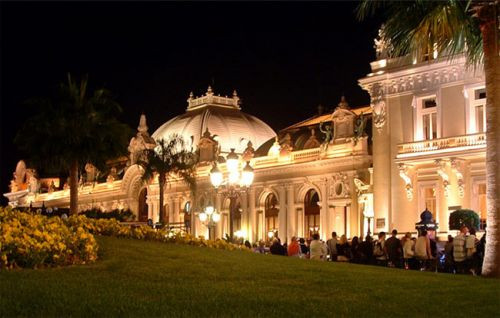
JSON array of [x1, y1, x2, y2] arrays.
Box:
[[198, 204, 220, 240], [209, 148, 254, 241]]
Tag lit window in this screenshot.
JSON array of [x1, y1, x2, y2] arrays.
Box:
[[467, 87, 486, 134], [417, 96, 438, 141]]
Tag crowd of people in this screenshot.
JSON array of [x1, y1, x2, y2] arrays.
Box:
[[247, 226, 486, 275]]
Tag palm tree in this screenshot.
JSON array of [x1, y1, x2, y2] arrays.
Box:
[[15, 73, 132, 215], [357, 1, 499, 277], [138, 135, 197, 226]]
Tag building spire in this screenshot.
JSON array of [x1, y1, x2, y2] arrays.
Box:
[[138, 113, 148, 133]]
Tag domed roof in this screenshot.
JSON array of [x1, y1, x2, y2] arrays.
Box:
[[152, 87, 276, 154]]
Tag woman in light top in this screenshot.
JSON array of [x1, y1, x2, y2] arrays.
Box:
[[309, 233, 327, 260]]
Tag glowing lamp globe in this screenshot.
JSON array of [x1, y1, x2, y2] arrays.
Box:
[[205, 205, 214, 215], [226, 148, 239, 173], [199, 212, 208, 222], [241, 161, 254, 187], [210, 163, 223, 188], [212, 212, 221, 223]]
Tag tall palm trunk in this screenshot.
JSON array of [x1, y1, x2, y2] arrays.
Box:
[[159, 173, 165, 225], [69, 161, 79, 215], [480, 2, 500, 278]]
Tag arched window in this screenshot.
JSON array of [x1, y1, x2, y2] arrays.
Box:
[[138, 188, 148, 222], [265, 193, 279, 239], [304, 189, 320, 238]]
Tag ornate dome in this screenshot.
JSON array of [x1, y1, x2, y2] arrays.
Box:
[[152, 87, 276, 154]]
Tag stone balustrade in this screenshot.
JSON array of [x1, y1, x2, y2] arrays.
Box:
[[397, 133, 486, 156]]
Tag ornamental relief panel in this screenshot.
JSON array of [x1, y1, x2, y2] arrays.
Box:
[[328, 173, 350, 199]]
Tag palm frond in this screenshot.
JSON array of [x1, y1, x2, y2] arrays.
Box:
[[357, 0, 483, 68]]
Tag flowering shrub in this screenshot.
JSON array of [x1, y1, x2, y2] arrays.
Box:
[[1, 207, 248, 270], [0, 208, 98, 269], [64, 215, 246, 251]]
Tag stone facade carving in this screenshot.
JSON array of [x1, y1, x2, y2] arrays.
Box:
[[279, 133, 293, 156], [374, 25, 393, 60], [26, 169, 39, 194], [329, 173, 350, 199], [331, 97, 356, 140], [450, 158, 465, 198], [85, 163, 99, 183], [198, 128, 219, 162], [398, 163, 413, 201], [242, 141, 255, 162], [128, 114, 156, 166], [435, 159, 450, 198], [303, 128, 321, 149]]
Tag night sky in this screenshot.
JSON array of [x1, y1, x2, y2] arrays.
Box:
[[0, 2, 381, 203]]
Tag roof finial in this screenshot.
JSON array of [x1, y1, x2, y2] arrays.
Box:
[[138, 114, 148, 133], [338, 95, 349, 109], [207, 85, 213, 95], [233, 89, 238, 97], [189, 91, 194, 99]]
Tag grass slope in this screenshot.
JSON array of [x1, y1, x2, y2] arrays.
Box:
[[1, 236, 499, 317]]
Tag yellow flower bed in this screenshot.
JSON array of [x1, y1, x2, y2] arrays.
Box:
[[0, 208, 98, 269], [65, 215, 246, 251], [1, 208, 248, 270]]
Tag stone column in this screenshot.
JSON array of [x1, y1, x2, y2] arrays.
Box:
[[297, 208, 304, 238], [173, 196, 180, 223], [248, 187, 256, 243], [373, 110, 391, 234], [147, 198, 154, 221], [215, 193, 222, 239], [286, 184, 295, 243], [319, 179, 329, 240], [277, 185, 287, 242], [167, 196, 174, 224], [241, 192, 248, 240]]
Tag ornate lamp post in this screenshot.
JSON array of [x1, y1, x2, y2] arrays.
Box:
[[198, 204, 221, 240], [209, 148, 254, 241]]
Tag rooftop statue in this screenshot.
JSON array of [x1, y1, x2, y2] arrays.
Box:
[[319, 121, 333, 150]]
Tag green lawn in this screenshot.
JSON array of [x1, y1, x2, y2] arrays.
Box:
[[1, 236, 499, 317]]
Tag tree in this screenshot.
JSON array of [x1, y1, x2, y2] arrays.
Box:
[[15, 74, 132, 215], [357, 1, 499, 277], [138, 135, 197, 225], [449, 209, 481, 230]]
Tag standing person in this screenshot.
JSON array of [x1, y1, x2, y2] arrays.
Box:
[[299, 238, 309, 258], [350, 236, 361, 263], [309, 233, 327, 260], [444, 235, 455, 273], [373, 232, 387, 266], [270, 238, 286, 256], [466, 228, 478, 275], [287, 236, 301, 258], [385, 229, 402, 268], [402, 232, 415, 270], [359, 235, 373, 264], [453, 225, 468, 274], [326, 232, 338, 261], [415, 230, 432, 270], [337, 235, 350, 262]]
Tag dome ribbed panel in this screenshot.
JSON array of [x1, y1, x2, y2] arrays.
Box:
[[152, 106, 276, 154]]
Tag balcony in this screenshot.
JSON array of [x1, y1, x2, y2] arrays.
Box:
[[397, 133, 486, 159]]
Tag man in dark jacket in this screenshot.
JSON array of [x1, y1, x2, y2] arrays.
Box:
[[385, 229, 402, 268], [270, 238, 286, 256]]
